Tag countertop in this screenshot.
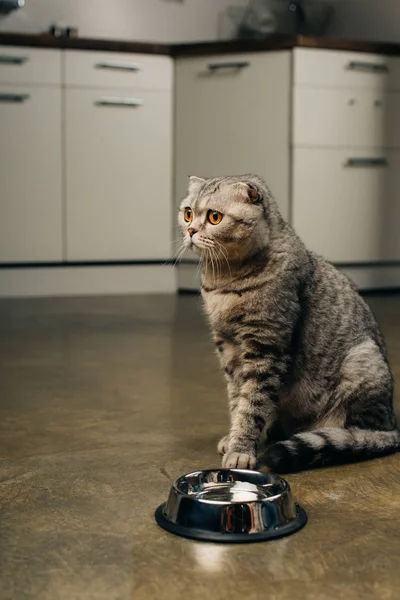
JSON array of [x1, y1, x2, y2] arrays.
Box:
[[1, 31, 400, 56]]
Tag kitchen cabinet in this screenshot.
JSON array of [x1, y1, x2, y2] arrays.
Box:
[[65, 88, 172, 261], [1, 35, 400, 295], [292, 48, 400, 263], [0, 48, 62, 263], [175, 52, 291, 221], [64, 51, 173, 261], [176, 47, 400, 270], [292, 149, 400, 263]]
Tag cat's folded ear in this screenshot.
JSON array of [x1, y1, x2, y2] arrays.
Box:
[[188, 176, 206, 194], [234, 182, 261, 203]]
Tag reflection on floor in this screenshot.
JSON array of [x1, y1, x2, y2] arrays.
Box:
[[0, 293, 399, 600]]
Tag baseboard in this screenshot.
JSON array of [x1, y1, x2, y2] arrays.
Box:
[[0, 265, 177, 298], [177, 262, 201, 291], [3, 262, 398, 298], [177, 263, 400, 292], [340, 265, 400, 291]]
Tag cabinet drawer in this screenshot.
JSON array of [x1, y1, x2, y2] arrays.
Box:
[[0, 46, 61, 85], [294, 48, 400, 91], [65, 88, 172, 261], [65, 50, 173, 90], [293, 87, 394, 148], [292, 149, 400, 262]]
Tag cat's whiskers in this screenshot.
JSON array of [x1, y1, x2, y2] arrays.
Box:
[[215, 247, 223, 281], [172, 243, 187, 267], [196, 238, 219, 284], [214, 240, 232, 281], [204, 240, 227, 282], [163, 237, 188, 266], [193, 250, 204, 283], [208, 247, 216, 284]]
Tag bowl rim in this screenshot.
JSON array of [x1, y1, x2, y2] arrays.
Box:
[[171, 468, 291, 504]]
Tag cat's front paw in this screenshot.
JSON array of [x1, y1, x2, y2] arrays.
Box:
[[222, 451, 256, 470], [217, 435, 230, 455]]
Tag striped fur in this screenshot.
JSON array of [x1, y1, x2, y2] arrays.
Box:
[[178, 175, 399, 473], [264, 428, 400, 473]]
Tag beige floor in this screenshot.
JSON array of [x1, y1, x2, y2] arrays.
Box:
[[0, 293, 399, 600]]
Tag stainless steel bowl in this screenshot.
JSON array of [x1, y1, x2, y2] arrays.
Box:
[[155, 469, 307, 543]]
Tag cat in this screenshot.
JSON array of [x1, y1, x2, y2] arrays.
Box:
[[178, 174, 399, 473]]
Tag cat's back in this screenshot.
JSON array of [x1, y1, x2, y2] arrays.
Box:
[[303, 251, 386, 357]]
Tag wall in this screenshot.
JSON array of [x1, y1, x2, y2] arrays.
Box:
[[0, 1, 399, 45], [0, 0, 248, 42], [328, 0, 400, 42]]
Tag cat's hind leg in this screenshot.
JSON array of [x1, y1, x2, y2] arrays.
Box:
[[263, 340, 399, 473]]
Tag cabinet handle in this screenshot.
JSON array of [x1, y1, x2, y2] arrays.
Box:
[[345, 158, 388, 168], [207, 61, 250, 71], [95, 61, 141, 72], [0, 55, 29, 65], [95, 97, 144, 107], [0, 92, 30, 103], [347, 61, 388, 73]]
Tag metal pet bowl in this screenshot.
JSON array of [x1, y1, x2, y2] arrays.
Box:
[[155, 469, 307, 543]]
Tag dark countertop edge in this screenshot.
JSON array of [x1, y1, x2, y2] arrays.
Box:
[[1, 32, 400, 57], [0, 33, 172, 55], [172, 35, 400, 57]]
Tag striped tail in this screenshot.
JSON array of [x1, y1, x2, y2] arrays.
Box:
[[264, 428, 400, 473]]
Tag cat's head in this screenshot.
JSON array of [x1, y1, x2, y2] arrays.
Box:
[[178, 175, 272, 262]]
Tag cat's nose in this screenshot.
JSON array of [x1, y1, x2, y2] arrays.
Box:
[[188, 228, 197, 237]]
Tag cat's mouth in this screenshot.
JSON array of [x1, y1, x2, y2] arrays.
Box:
[[186, 234, 215, 256], [186, 238, 204, 256], [188, 239, 199, 252]]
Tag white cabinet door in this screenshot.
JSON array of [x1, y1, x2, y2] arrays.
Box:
[[294, 87, 400, 150], [293, 87, 388, 148], [292, 148, 400, 263], [65, 88, 172, 261], [175, 52, 291, 219], [0, 85, 63, 263]]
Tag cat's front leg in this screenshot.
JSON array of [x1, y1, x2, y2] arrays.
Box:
[[222, 354, 286, 469], [216, 340, 241, 456], [222, 396, 276, 469], [218, 379, 240, 455]]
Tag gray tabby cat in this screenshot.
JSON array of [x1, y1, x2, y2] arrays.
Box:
[[178, 174, 399, 473]]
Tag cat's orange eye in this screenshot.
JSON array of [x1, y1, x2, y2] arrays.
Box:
[[207, 210, 223, 225], [184, 207, 193, 223]]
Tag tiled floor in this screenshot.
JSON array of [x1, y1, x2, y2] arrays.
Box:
[[0, 293, 399, 600]]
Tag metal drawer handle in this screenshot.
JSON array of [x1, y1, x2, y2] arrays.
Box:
[[347, 61, 388, 73], [95, 61, 141, 72], [95, 97, 144, 107], [208, 61, 250, 71], [0, 55, 29, 65], [345, 158, 388, 168], [0, 93, 30, 103]]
